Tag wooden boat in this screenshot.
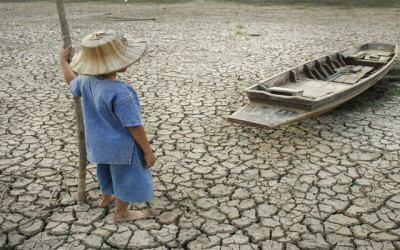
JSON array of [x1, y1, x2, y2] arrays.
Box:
[[228, 43, 398, 129]]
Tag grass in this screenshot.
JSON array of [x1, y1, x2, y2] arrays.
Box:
[[2, 0, 400, 8], [350, 84, 400, 110], [0, 0, 191, 3], [222, 21, 245, 35], [209, 0, 400, 8], [388, 88, 400, 96]]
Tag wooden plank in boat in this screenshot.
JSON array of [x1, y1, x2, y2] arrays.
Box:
[[325, 65, 354, 81], [365, 54, 380, 61], [333, 66, 374, 84], [268, 87, 304, 96], [348, 51, 366, 59], [345, 66, 374, 83], [352, 65, 363, 71], [286, 79, 349, 99], [330, 66, 364, 84], [367, 50, 392, 57], [303, 89, 334, 99], [341, 48, 359, 58], [228, 101, 305, 128], [345, 58, 386, 68], [378, 56, 391, 62], [333, 74, 351, 83]]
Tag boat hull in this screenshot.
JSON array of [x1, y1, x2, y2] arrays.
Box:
[[228, 43, 398, 129]]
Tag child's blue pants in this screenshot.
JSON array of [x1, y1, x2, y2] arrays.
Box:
[[96, 145, 153, 203]]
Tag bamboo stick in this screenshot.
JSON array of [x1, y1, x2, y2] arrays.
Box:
[[56, 0, 87, 204]]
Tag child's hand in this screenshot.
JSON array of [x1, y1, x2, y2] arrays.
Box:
[[144, 151, 155, 168], [60, 45, 72, 62]]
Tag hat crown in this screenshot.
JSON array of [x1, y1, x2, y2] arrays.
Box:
[[81, 30, 125, 47]]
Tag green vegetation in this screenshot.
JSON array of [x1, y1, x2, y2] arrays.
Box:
[[72, 0, 190, 3], [361, 100, 380, 108], [0, 0, 191, 3], [389, 88, 400, 96], [3, 0, 399, 8], [210, 0, 400, 8]]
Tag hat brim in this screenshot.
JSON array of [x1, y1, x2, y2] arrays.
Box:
[[70, 35, 147, 76]]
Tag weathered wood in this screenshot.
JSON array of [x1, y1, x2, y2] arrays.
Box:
[[365, 54, 380, 60], [56, 0, 73, 61], [333, 60, 341, 68], [378, 56, 391, 62], [333, 74, 350, 83], [228, 102, 302, 129], [315, 60, 328, 79], [228, 43, 398, 129], [367, 50, 392, 57], [289, 70, 297, 82], [323, 64, 335, 75], [304, 64, 313, 79], [283, 79, 348, 100], [325, 65, 354, 81], [351, 65, 364, 72], [268, 87, 304, 96], [311, 69, 323, 80], [56, 0, 87, 204], [345, 58, 386, 68], [325, 56, 337, 72], [334, 66, 374, 84], [348, 51, 366, 59], [337, 53, 347, 67], [341, 47, 359, 58]]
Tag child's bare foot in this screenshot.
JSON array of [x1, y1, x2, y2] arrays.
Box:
[[113, 210, 149, 222], [98, 194, 114, 208]]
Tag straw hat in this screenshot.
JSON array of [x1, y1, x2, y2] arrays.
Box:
[[70, 30, 146, 75]]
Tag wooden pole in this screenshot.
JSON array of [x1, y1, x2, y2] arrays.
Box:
[[56, 0, 87, 204]]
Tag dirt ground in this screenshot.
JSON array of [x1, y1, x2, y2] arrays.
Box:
[[1, 1, 400, 249]]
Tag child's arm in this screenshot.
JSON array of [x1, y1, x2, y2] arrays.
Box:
[[127, 125, 155, 168], [59, 45, 76, 85]]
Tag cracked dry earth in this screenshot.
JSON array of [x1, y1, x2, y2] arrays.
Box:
[[1, 1, 400, 249]]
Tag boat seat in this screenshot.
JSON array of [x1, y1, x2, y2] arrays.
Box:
[[267, 87, 304, 96]]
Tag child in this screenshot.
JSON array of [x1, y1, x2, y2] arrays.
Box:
[[59, 30, 155, 222]]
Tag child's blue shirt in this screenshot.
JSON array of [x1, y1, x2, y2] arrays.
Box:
[[69, 75, 142, 164]]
